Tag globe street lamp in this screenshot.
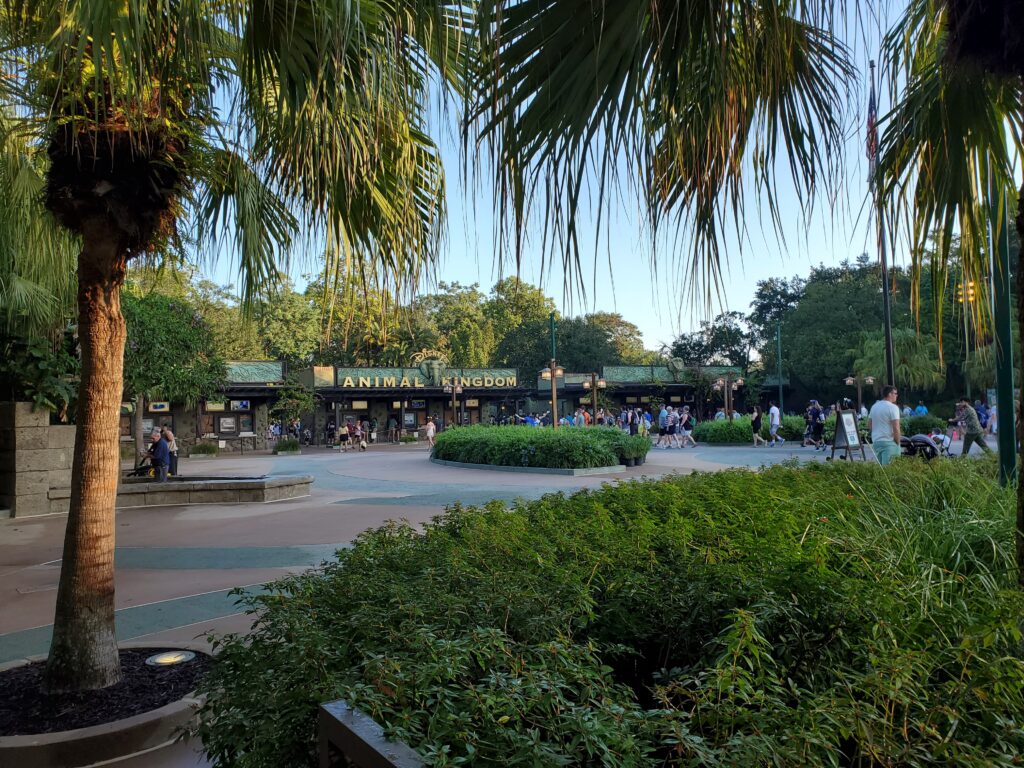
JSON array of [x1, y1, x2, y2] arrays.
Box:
[[581, 373, 607, 424], [713, 374, 744, 420], [539, 361, 565, 428], [843, 374, 875, 415], [442, 384, 463, 428]]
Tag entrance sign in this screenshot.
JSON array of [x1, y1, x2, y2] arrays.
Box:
[[333, 367, 518, 389], [830, 409, 866, 461]]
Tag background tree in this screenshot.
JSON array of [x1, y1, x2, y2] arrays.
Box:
[[748, 276, 805, 349], [270, 375, 317, 428], [257, 284, 320, 368], [585, 312, 654, 364], [121, 291, 225, 455], [852, 328, 944, 393], [667, 312, 753, 371], [482, 277, 556, 340], [0, 0, 462, 693], [417, 282, 496, 367], [191, 281, 266, 361]]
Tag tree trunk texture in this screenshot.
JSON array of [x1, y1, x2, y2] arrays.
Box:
[[1016, 179, 1024, 590], [44, 219, 128, 692], [134, 394, 145, 461]]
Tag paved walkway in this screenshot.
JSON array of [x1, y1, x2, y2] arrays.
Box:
[[0, 438, 984, 764]]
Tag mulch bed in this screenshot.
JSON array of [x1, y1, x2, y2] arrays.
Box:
[[0, 648, 210, 737]]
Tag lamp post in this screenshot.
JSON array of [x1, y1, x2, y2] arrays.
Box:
[[582, 373, 607, 425], [956, 280, 979, 399], [443, 384, 463, 428], [843, 374, 875, 414], [539, 361, 565, 428], [713, 373, 744, 420]]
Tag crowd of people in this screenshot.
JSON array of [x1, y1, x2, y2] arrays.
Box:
[[134, 392, 1005, 477]]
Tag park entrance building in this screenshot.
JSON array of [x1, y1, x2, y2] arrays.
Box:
[[308, 365, 533, 433]]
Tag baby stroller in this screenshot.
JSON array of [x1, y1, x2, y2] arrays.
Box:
[[900, 433, 942, 461], [126, 454, 155, 478]]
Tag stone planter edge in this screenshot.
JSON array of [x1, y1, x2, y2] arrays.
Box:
[[0, 641, 210, 768]]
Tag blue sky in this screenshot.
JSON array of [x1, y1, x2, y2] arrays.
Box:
[[210, 6, 906, 351]]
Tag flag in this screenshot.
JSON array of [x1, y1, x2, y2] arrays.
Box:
[[866, 76, 878, 163]]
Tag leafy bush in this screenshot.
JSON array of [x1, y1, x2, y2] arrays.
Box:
[[692, 417, 753, 443], [399, 434, 418, 443], [693, 415, 804, 443], [619, 433, 652, 459], [904, 413, 946, 435], [273, 437, 300, 453], [0, 336, 78, 416], [190, 442, 219, 456], [197, 459, 1024, 767], [432, 425, 629, 468]]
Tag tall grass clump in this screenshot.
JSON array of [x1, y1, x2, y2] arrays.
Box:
[[196, 457, 1023, 767]]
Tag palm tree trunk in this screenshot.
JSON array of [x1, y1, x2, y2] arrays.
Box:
[[44, 219, 128, 692]]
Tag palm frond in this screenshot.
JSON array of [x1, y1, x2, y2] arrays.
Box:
[[468, 0, 854, 309], [190, 146, 298, 308], [879, 0, 1024, 357]]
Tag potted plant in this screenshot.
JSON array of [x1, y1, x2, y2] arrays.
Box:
[[273, 437, 301, 455], [189, 442, 219, 458]]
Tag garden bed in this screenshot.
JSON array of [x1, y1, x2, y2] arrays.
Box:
[[196, 456, 1021, 767], [431, 425, 649, 468], [0, 648, 210, 737]]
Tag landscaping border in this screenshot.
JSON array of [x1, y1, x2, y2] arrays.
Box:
[[0, 641, 209, 768], [429, 457, 625, 476]]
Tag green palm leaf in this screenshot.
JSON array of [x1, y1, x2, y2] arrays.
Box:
[[469, 0, 853, 307]]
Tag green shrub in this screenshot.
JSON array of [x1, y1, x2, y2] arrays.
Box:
[[904, 413, 946, 435], [197, 459, 1024, 767], [620, 433, 652, 459], [273, 437, 300, 454], [692, 415, 804, 444], [432, 425, 626, 468], [399, 434, 418, 443], [692, 416, 754, 443], [190, 442, 219, 456]]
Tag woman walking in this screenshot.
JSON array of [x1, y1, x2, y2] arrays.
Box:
[[679, 407, 697, 447], [751, 406, 766, 446]]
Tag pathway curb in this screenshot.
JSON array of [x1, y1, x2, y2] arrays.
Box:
[[429, 457, 625, 476]]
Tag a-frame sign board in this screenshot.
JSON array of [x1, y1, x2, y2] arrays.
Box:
[[830, 409, 867, 461]]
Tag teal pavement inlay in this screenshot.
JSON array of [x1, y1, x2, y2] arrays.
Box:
[[113, 544, 349, 570], [334, 490, 534, 507], [0, 587, 264, 664]]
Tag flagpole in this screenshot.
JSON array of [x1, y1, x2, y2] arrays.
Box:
[[869, 60, 896, 386]]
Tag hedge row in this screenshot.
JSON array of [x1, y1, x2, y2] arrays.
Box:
[[694, 413, 949, 444], [431, 425, 650, 468], [197, 456, 1023, 767]]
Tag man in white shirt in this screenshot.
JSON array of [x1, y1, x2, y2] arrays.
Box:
[[768, 401, 785, 446], [868, 385, 902, 465]]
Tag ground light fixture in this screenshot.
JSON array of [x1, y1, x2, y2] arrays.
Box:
[[145, 650, 196, 667]]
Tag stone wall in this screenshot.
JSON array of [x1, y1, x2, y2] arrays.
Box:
[[0, 402, 75, 517]]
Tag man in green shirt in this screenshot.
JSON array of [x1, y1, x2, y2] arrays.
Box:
[[952, 396, 993, 456]]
